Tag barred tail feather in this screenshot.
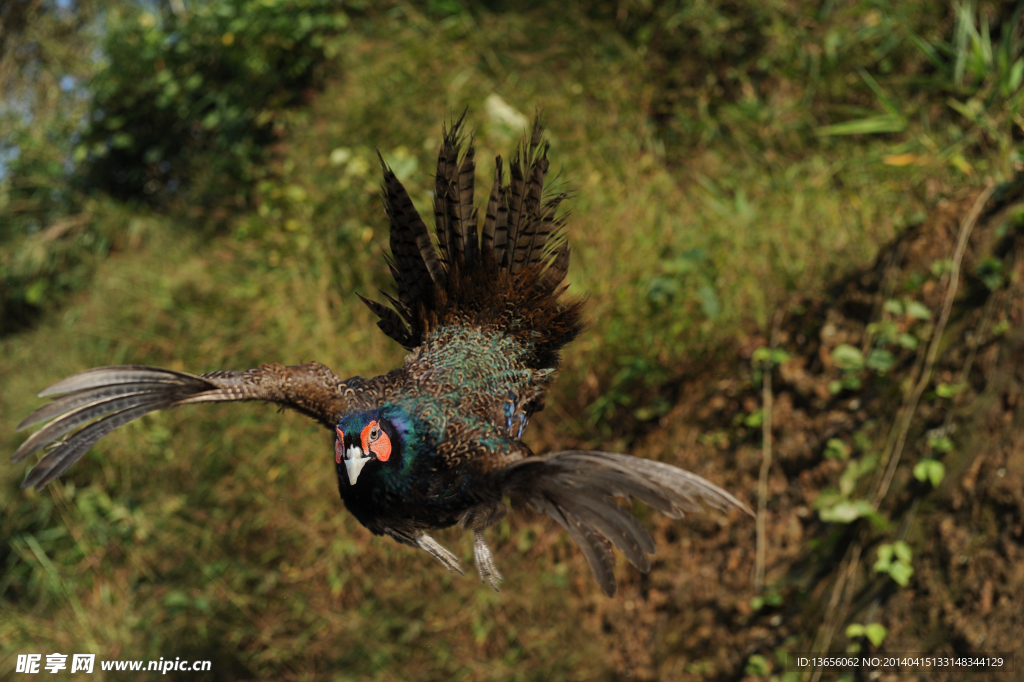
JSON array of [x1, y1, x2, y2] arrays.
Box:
[[379, 152, 445, 297], [364, 115, 583, 370], [481, 157, 503, 256]]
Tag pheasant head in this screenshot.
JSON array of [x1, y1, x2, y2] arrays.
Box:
[[334, 405, 416, 487]]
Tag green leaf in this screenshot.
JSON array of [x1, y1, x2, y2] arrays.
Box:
[[857, 68, 900, 116], [824, 438, 850, 461], [974, 257, 1003, 290], [867, 319, 897, 344], [906, 30, 948, 72], [819, 499, 873, 524], [839, 463, 860, 496], [874, 543, 894, 571], [865, 623, 888, 646], [874, 541, 913, 586], [819, 501, 863, 523], [935, 382, 961, 398], [111, 132, 135, 149], [882, 298, 904, 315], [845, 623, 866, 639], [837, 456, 876, 496], [24, 280, 48, 306], [698, 285, 721, 320], [1007, 58, 1023, 93], [820, 496, 887, 526], [812, 490, 843, 510], [912, 460, 929, 483], [744, 654, 771, 676], [914, 459, 945, 486], [866, 349, 894, 373], [897, 333, 919, 350], [831, 344, 864, 371], [888, 562, 913, 586], [904, 300, 932, 320], [816, 114, 907, 136], [744, 410, 764, 428], [163, 591, 190, 608], [752, 346, 789, 368]]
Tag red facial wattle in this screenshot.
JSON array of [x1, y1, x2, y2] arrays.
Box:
[[360, 420, 392, 462], [335, 426, 344, 464]]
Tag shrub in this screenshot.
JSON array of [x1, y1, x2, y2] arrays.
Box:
[[78, 0, 353, 203]]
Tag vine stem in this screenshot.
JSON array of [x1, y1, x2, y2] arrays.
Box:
[[873, 180, 995, 507]]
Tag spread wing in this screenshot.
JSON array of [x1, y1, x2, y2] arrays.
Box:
[[499, 451, 753, 596], [12, 362, 382, 490]]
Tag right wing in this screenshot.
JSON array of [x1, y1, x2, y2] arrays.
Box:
[[12, 362, 382, 490]]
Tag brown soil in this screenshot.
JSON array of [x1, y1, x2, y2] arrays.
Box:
[[584, 177, 1024, 680]]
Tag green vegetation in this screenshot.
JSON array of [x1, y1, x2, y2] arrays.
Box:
[[2, 0, 1019, 679], [80, 0, 352, 202]]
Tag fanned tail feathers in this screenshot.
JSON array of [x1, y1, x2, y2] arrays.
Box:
[[369, 114, 581, 369]]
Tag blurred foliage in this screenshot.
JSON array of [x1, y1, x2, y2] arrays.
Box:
[[1, 0, 361, 334], [585, 0, 950, 151], [0, 0, 108, 333], [78, 0, 354, 203]]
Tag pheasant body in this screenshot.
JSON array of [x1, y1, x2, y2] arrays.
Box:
[[12, 116, 751, 596], [338, 318, 561, 550]]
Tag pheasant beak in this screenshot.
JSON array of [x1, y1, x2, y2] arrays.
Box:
[[344, 444, 372, 485]]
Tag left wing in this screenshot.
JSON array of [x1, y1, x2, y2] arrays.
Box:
[[12, 362, 380, 490]]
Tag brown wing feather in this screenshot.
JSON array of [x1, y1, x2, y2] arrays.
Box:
[[13, 363, 380, 490]]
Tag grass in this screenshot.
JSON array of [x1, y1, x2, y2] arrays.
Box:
[[1, 2, 1016, 679]]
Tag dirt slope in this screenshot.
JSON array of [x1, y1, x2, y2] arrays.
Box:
[[580, 177, 1024, 680]]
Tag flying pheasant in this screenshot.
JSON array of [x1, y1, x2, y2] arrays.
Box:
[[12, 117, 751, 596]]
